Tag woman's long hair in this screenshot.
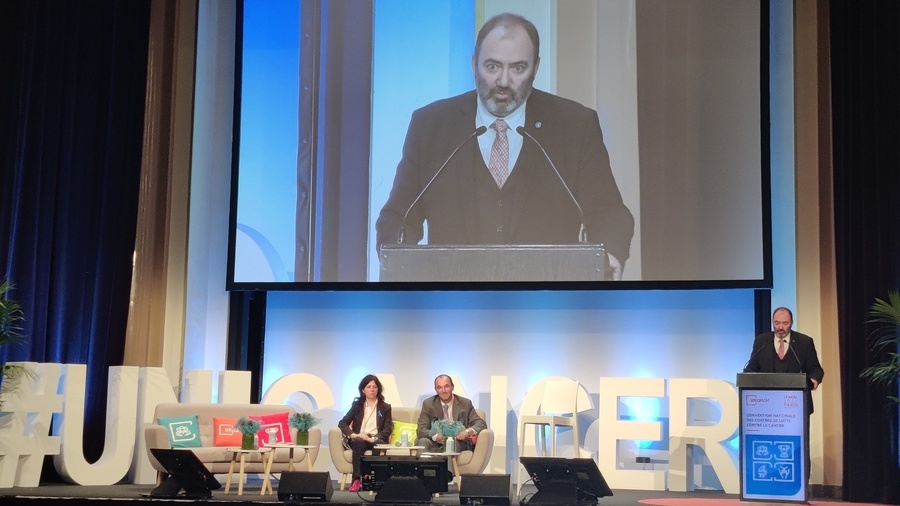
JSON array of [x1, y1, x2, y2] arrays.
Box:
[[355, 374, 385, 405]]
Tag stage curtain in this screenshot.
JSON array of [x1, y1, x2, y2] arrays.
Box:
[[0, 0, 151, 465], [831, 1, 900, 503]]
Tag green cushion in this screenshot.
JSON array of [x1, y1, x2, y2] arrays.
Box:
[[390, 421, 418, 446], [158, 415, 202, 448]]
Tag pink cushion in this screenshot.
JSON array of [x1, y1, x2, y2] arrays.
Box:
[[250, 412, 291, 447], [212, 417, 243, 447]]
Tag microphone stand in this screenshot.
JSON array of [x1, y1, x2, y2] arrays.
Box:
[[517, 126, 588, 243], [397, 126, 488, 243]]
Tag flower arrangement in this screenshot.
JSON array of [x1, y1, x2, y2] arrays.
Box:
[[429, 419, 464, 438], [289, 412, 321, 431], [234, 416, 261, 450], [234, 416, 261, 435]]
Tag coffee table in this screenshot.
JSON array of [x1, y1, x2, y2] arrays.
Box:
[[373, 444, 425, 456]]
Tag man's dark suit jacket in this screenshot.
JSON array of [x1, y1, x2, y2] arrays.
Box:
[[416, 394, 487, 442], [744, 330, 825, 414], [375, 89, 634, 265]]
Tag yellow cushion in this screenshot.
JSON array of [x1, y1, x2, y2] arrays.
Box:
[[389, 421, 418, 445]]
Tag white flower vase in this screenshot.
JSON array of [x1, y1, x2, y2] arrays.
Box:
[[444, 437, 457, 453]]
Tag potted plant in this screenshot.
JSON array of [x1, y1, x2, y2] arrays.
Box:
[[289, 412, 320, 446], [859, 291, 900, 403], [0, 280, 27, 411], [429, 419, 464, 453], [234, 417, 261, 450]]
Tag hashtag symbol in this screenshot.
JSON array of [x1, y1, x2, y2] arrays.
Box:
[[0, 362, 63, 487]]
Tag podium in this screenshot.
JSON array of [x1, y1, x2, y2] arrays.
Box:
[[736, 372, 808, 503], [378, 244, 608, 282]]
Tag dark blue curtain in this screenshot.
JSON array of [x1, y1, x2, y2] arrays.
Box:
[[832, 1, 900, 503], [0, 1, 151, 465]]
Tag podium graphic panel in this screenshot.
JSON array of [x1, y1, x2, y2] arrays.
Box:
[[737, 373, 807, 503]]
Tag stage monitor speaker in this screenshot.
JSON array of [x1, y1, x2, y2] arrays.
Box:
[[375, 476, 432, 503], [459, 474, 511, 505], [149, 448, 219, 499], [277, 471, 334, 502]]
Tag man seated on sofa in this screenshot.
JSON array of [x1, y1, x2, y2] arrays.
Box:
[[416, 374, 487, 453]]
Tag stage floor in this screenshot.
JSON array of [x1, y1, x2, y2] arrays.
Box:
[[0, 480, 869, 506], [0, 480, 720, 505]]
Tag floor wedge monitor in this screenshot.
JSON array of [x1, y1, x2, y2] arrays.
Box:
[[277, 471, 334, 502], [459, 474, 511, 505]]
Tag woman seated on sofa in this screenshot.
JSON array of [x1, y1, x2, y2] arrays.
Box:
[[338, 374, 393, 492]]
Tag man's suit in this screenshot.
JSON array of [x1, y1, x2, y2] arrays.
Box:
[[744, 330, 825, 414], [416, 394, 487, 453], [375, 89, 634, 265]]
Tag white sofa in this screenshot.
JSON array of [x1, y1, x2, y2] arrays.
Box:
[[144, 403, 321, 476]]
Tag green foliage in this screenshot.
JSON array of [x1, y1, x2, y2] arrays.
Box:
[[429, 419, 464, 438], [289, 411, 320, 431], [1, 280, 29, 409], [234, 416, 262, 435], [0, 280, 25, 348], [859, 291, 900, 403]]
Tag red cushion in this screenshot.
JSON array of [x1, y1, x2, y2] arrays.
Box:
[[212, 417, 243, 447], [250, 412, 291, 447]]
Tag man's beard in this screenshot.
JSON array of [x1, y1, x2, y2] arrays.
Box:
[[476, 75, 534, 117]]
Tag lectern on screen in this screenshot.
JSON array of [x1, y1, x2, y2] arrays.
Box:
[[519, 456, 613, 504], [379, 244, 609, 282]]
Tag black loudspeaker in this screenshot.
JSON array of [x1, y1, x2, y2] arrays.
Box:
[[459, 474, 511, 505], [277, 471, 334, 502]]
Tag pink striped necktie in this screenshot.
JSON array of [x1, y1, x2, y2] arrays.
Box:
[[777, 338, 786, 360], [488, 119, 510, 188]]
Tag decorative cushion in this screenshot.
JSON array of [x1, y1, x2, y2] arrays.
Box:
[[212, 417, 243, 447], [389, 421, 419, 446], [250, 412, 291, 447], [157, 415, 202, 448]]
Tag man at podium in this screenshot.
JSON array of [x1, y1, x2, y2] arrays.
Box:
[[744, 307, 824, 480], [375, 12, 634, 280]]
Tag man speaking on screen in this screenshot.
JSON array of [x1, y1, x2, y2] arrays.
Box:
[[375, 12, 634, 280]]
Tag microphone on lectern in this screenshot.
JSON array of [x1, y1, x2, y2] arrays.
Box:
[[517, 126, 588, 243], [397, 126, 488, 243]]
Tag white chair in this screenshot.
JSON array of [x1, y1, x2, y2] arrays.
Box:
[[517, 379, 586, 494]]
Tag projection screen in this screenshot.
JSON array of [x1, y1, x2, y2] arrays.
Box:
[[228, 0, 769, 289]]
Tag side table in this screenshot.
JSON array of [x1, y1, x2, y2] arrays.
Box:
[[421, 451, 461, 488], [266, 442, 317, 472], [224, 447, 275, 496]]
